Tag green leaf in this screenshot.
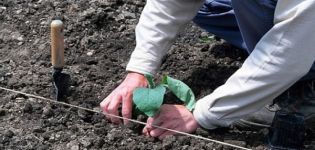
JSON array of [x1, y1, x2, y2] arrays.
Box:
[[144, 74, 155, 88], [133, 85, 166, 117], [162, 76, 196, 111]]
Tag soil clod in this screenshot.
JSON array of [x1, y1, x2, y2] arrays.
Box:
[[42, 105, 54, 118], [3, 130, 14, 138], [22, 103, 33, 113], [0, 108, 6, 116]]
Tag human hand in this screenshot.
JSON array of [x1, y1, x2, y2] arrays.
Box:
[[142, 104, 200, 139], [100, 72, 147, 125]]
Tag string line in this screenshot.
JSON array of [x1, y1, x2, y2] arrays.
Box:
[[0, 86, 251, 150]]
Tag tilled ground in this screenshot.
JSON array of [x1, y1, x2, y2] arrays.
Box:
[[0, 0, 314, 149]]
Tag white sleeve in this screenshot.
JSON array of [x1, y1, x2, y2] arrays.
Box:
[[194, 0, 315, 129], [126, 0, 204, 75]]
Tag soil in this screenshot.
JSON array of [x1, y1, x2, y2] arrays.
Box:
[[0, 0, 314, 150]]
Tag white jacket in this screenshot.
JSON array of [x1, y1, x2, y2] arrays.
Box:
[[126, 0, 315, 129]]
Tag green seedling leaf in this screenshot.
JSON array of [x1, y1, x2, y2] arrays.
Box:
[[162, 76, 196, 111], [145, 74, 155, 88], [133, 85, 166, 117], [199, 35, 216, 43]]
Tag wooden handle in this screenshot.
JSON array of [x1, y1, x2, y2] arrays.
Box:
[[50, 20, 64, 69]]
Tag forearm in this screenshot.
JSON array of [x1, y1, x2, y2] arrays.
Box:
[[126, 0, 204, 75], [194, 0, 315, 129]]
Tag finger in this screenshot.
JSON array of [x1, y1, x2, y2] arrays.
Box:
[[143, 117, 154, 136], [158, 131, 176, 140], [107, 95, 122, 124], [149, 121, 174, 138], [143, 116, 164, 135], [100, 97, 111, 119], [143, 128, 150, 137], [121, 94, 132, 125]]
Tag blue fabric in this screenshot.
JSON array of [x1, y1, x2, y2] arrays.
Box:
[[193, 0, 315, 80], [193, 0, 247, 50], [231, 0, 277, 53]]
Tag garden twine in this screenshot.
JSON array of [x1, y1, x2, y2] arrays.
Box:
[[0, 86, 251, 150]]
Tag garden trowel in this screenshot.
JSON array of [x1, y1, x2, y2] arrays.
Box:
[[50, 20, 70, 101]]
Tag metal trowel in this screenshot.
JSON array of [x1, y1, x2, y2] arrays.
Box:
[[50, 20, 70, 101]]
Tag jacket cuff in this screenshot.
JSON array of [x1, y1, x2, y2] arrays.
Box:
[[126, 50, 162, 75], [193, 98, 233, 130]]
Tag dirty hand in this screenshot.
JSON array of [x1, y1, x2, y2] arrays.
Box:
[[100, 72, 147, 125], [143, 104, 200, 139]]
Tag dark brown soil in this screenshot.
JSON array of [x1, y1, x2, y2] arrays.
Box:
[[0, 0, 314, 149]]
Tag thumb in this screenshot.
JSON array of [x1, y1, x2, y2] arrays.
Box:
[[143, 117, 154, 136]]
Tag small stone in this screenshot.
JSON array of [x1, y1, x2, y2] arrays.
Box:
[[181, 145, 189, 150], [205, 143, 214, 149], [200, 32, 208, 38], [17, 37, 24, 41], [11, 32, 22, 41], [115, 14, 125, 21], [99, 0, 117, 6], [255, 145, 266, 150], [87, 51, 93, 56], [40, 21, 47, 25], [119, 62, 127, 67], [5, 73, 12, 77], [122, 11, 136, 19], [118, 25, 126, 31], [107, 133, 115, 141], [134, 0, 144, 6], [51, 134, 61, 141], [67, 140, 80, 150], [16, 9, 22, 14], [70, 135, 77, 139], [53, 2, 60, 7]]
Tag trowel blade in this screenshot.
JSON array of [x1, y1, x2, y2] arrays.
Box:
[[53, 70, 70, 101]]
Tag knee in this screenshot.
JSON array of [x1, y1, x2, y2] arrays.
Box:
[[231, 0, 245, 10]]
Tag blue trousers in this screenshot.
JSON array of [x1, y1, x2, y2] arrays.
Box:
[[193, 0, 315, 80]]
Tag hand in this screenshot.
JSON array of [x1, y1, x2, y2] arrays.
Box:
[[100, 72, 147, 124], [143, 104, 200, 139]]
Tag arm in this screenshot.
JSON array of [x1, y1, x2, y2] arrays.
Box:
[[194, 0, 315, 129], [126, 0, 205, 74]]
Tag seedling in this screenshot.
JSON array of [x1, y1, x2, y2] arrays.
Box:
[[199, 35, 216, 43], [133, 74, 196, 117]]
